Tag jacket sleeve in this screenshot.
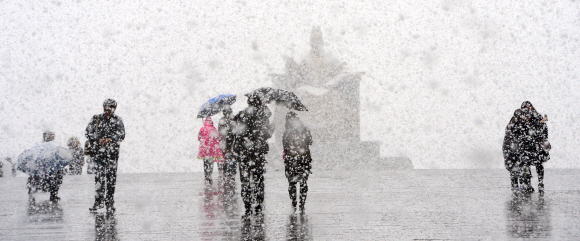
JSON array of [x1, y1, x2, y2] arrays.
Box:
[[85, 115, 99, 142], [306, 128, 313, 146], [111, 116, 125, 143], [198, 128, 203, 142]]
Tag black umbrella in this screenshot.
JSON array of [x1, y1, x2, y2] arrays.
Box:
[[197, 94, 237, 118], [245, 87, 308, 111]]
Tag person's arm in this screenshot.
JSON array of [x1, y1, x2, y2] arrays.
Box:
[[85, 115, 99, 142], [110, 116, 125, 143], [306, 128, 313, 146]]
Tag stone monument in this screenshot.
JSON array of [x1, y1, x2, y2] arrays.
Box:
[[267, 27, 413, 170]]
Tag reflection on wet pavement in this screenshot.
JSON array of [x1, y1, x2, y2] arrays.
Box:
[[506, 193, 551, 238], [286, 214, 312, 241], [27, 199, 63, 223], [0, 169, 579, 239], [94, 212, 117, 241]]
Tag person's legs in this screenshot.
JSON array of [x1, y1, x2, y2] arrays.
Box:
[[288, 179, 297, 209], [105, 158, 118, 212], [91, 157, 106, 211], [299, 173, 309, 211], [238, 159, 252, 214], [510, 170, 519, 191], [253, 155, 266, 213], [536, 163, 545, 192], [521, 165, 534, 193], [203, 158, 213, 181], [49, 170, 64, 201]]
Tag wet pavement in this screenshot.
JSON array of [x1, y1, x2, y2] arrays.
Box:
[[0, 169, 579, 240]]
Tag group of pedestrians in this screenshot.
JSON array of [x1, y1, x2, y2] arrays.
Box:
[[503, 101, 550, 194], [197, 94, 313, 216], [13, 97, 551, 218]]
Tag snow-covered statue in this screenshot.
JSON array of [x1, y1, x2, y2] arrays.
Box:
[[271, 27, 364, 142]]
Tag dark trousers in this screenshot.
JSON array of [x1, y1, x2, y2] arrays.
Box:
[[285, 159, 310, 209], [536, 163, 544, 184], [94, 154, 118, 208], [238, 154, 266, 212], [223, 152, 237, 178], [203, 158, 214, 180]]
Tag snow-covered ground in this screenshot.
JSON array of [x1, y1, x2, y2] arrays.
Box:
[[0, 169, 578, 239]]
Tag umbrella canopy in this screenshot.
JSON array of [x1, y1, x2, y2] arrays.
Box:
[[197, 94, 237, 118], [245, 87, 308, 111], [17, 142, 72, 176]]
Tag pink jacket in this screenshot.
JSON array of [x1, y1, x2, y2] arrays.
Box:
[[197, 117, 224, 162]]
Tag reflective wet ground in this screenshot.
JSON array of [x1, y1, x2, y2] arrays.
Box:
[[0, 169, 579, 240]]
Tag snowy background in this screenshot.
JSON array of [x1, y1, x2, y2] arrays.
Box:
[[1, 1, 579, 172]]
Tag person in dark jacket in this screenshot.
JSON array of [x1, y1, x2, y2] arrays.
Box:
[[86, 99, 125, 213], [521, 101, 550, 193], [232, 94, 274, 216], [218, 106, 237, 182], [283, 112, 313, 213], [503, 109, 529, 192], [66, 137, 84, 175]]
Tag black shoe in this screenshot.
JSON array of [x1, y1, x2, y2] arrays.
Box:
[[49, 195, 60, 202]]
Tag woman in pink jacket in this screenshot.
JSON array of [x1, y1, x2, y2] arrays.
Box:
[[198, 116, 224, 182]]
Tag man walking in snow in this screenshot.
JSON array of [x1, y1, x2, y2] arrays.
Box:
[[86, 99, 125, 213]]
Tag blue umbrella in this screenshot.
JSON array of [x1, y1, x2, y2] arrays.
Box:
[[197, 94, 237, 118], [17, 142, 71, 176]]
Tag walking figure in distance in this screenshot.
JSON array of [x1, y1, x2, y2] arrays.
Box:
[[198, 116, 224, 183], [218, 106, 237, 183], [66, 137, 85, 175], [283, 112, 313, 213]]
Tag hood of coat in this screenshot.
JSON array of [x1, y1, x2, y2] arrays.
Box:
[[204, 116, 214, 127]]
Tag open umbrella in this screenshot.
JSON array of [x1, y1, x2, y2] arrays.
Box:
[[17, 142, 71, 176], [197, 94, 237, 118], [245, 87, 308, 111]]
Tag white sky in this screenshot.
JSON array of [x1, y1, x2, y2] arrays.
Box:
[[1, 1, 579, 172]]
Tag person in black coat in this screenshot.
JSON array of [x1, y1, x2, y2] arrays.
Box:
[[86, 99, 125, 213], [521, 101, 550, 193], [218, 106, 237, 182], [503, 109, 529, 192], [283, 112, 312, 213], [232, 94, 274, 216]]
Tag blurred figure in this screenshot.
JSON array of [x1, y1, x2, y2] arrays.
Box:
[[86, 99, 125, 213], [5, 157, 17, 177], [521, 101, 550, 194], [232, 94, 274, 216], [198, 116, 224, 183], [218, 106, 237, 183], [66, 137, 84, 175], [503, 109, 529, 192], [26, 131, 65, 202], [283, 112, 313, 213]]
